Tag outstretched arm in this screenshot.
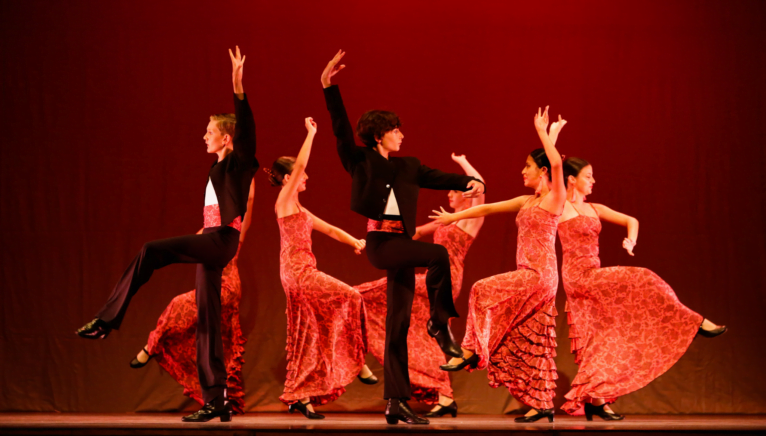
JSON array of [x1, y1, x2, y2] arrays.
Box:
[[321, 50, 363, 174], [306, 210, 366, 255], [593, 203, 639, 256], [239, 178, 256, 242], [276, 118, 317, 211], [430, 195, 531, 226], [229, 46, 257, 166], [534, 106, 566, 214]]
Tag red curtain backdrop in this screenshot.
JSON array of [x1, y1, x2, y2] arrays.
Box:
[[1, 0, 764, 414]]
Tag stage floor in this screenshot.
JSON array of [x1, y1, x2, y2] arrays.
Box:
[[1, 413, 765, 435]]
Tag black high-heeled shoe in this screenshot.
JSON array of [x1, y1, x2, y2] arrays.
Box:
[[288, 401, 325, 419], [181, 401, 233, 422], [76, 318, 112, 339], [129, 347, 156, 369], [439, 353, 479, 372], [424, 400, 458, 418], [427, 320, 463, 358], [584, 403, 624, 421], [385, 398, 429, 425], [698, 324, 727, 338], [357, 373, 379, 385], [514, 408, 554, 423]]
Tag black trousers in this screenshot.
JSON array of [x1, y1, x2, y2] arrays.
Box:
[[365, 231, 459, 400], [96, 226, 240, 403]]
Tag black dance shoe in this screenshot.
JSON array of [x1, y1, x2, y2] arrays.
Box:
[[424, 400, 458, 418], [357, 373, 379, 385], [76, 318, 112, 339], [514, 408, 554, 423], [584, 403, 624, 421], [426, 320, 462, 358], [698, 324, 727, 338], [288, 401, 325, 419], [129, 347, 156, 369], [439, 353, 479, 372], [385, 398, 429, 425], [181, 401, 233, 422]]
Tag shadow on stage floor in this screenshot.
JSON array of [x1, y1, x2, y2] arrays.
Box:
[[1, 413, 765, 435]]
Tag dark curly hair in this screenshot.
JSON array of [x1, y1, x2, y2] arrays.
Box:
[[529, 148, 552, 181], [563, 157, 591, 187], [356, 110, 401, 148], [265, 156, 296, 187]]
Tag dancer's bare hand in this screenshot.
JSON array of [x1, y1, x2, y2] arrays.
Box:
[[451, 153, 468, 165], [321, 50, 346, 88], [305, 117, 317, 135], [549, 114, 567, 137], [353, 238, 366, 255], [429, 207, 455, 226], [229, 45, 246, 94], [463, 180, 485, 198], [534, 106, 550, 132], [622, 238, 636, 256]]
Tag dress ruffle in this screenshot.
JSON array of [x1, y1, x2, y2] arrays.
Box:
[[486, 299, 558, 411]]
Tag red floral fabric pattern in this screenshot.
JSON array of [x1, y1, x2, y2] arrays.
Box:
[[462, 205, 559, 410], [146, 244, 247, 414], [558, 211, 703, 415], [203, 204, 242, 231], [355, 223, 475, 404], [367, 218, 405, 233], [277, 211, 368, 405]]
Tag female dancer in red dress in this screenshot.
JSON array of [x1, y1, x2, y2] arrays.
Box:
[[127, 179, 254, 415], [354, 153, 485, 417], [557, 157, 727, 420], [270, 117, 374, 420], [432, 108, 567, 423]]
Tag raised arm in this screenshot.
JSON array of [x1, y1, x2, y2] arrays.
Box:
[[229, 46, 257, 167], [593, 203, 640, 256], [321, 50, 363, 174], [451, 153, 486, 208], [306, 210, 366, 255], [534, 106, 566, 214], [239, 178, 256, 242], [429, 195, 531, 226], [276, 118, 317, 212]]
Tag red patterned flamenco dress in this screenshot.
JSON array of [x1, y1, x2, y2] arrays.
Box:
[[277, 211, 368, 405], [558, 204, 703, 414], [462, 201, 559, 410], [354, 223, 475, 404], [146, 243, 247, 414]]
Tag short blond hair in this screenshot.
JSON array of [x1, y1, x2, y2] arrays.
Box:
[[209, 113, 237, 137]]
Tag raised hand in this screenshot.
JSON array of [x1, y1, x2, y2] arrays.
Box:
[[353, 238, 366, 255], [305, 117, 317, 135], [534, 105, 550, 132], [451, 153, 467, 165], [622, 238, 636, 256], [549, 114, 567, 137], [462, 179, 485, 198], [229, 46, 246, 95], [321, 50, 346, 88], [429, 207, 456, 226]]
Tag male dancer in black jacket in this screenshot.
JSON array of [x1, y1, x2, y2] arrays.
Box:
[[76, 46, 257, 423], [321, 50, 485, 425]]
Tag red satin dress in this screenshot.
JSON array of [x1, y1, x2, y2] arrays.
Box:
[[277, 211, 368, 405], [462, 201, 559, 411], [558, 204, 703, 415], [146, 244, 247, 414], [354, 223, 475, 404]]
